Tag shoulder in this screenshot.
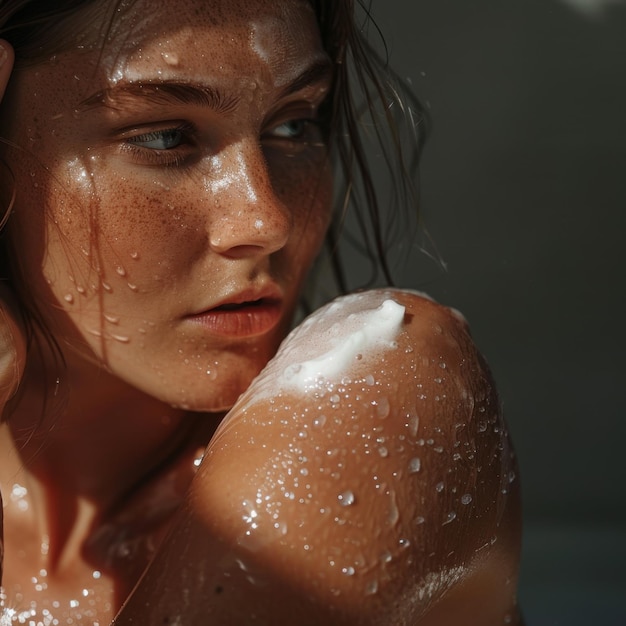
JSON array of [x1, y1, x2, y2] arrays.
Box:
[[115, 289, 522, 625]]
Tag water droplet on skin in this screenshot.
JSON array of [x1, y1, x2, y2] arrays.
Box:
[[116, 266, 127, 277], [443, 511, 457, 525], [341, 566, 355, 576], [461, 494, 473, 505], [416, 516, 425, 525], [407, 414, 419, 437], [375, 397, 390, 419], [312, 414, 326, 428], [104, 314, 120, 324], [365, 580, 379, 595], [102, 281, 113, 292], [130, 251, 140, 260], [76, 284, 86, 294], [408, 457, 421, 473], [64, 293, 74, 303], [435, 482, 444, 493], [364, 374, 375, 386], [127, 282, 138, 291], [378, 446, 389, 458], [329, 394, 340, 405], [337, 490, 356, 507], [380, 550, 392, 564], [110, 333, 130, 344]]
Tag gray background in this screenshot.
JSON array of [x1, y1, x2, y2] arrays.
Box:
[[363, 0, 625, 624]]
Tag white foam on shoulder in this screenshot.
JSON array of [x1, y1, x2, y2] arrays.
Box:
[[281, 297, 405, 391], [232, 291, 407, 410]]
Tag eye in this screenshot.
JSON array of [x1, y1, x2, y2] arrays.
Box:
[[119, 122, 198, 167], [126, 127, 186, 150], [269, 119, 309, 140]]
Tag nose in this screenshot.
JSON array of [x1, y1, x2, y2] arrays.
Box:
[[207, 141, 291, 258]]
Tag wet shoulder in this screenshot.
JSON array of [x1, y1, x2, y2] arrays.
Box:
[[115, 289, 521, 625]]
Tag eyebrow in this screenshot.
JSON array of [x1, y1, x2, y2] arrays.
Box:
[[78, 60, 334, 113], [78, 82, 238, 113]]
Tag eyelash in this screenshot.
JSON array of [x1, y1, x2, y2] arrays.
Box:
[[121, 122, 196, 167]]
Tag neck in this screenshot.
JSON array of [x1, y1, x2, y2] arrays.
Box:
[[0, 347, 220, 573]]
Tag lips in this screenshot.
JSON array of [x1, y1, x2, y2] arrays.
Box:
[[187, 288, 284, 338]]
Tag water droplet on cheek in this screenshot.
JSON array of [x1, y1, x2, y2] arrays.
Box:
[[64, 293, 74, 304], [443, 511, 457, 525], [110, 333, 131, 344], [408, 457, 421, 473], [337, 490, 356, 507]]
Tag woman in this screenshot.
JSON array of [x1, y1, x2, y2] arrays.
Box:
[[0, 0, 523, 624]]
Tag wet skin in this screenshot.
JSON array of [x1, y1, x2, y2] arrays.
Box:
[[0, 0, 333, 622], [114, 290, 523, 625], [0, 0, 523, 624]]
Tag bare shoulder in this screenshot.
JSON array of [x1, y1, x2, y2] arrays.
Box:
[[115, 289, 522, 625]]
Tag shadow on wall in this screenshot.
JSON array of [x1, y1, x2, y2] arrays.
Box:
[[344, 0, 626, 624]]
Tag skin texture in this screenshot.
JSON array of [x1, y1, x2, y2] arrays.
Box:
[[0, 1, 524, 624], [0, 0, 334, 623], [113, 290, 523, 625]]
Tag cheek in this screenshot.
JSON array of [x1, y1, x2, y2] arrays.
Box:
[[274, 153, 333, 253]]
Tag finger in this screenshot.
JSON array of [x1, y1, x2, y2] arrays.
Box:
[[0, 40, 15, 102]]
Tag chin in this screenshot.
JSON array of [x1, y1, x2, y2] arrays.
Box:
[[159, 364, 267, 414]]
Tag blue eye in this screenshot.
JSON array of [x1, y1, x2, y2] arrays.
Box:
[[270, 120, 308, 139], [127, 128, 185, 150]]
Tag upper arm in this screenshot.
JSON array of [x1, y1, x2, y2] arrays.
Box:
[[115, 290, 522, 625]]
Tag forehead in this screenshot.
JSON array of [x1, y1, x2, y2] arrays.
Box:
[[90, 0, 325, 86]]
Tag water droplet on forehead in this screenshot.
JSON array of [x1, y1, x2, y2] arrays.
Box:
[[161, 51, 179, 66]]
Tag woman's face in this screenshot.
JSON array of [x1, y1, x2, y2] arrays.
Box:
[[1, 0, 333, 411]]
